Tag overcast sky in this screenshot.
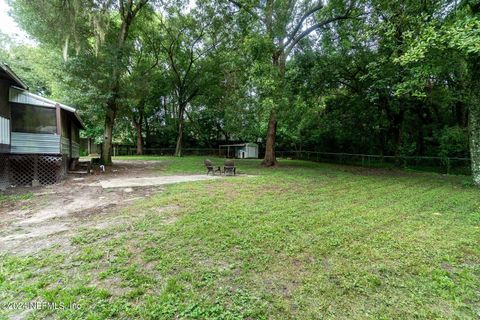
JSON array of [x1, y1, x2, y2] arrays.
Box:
[[0, 0, 197, 44], [0, 0, 32, 43]]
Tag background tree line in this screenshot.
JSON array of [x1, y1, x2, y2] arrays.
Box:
[[2, 0, 480, 184]]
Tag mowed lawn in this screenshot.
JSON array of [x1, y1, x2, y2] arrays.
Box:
[[1, 157, 479, 319]]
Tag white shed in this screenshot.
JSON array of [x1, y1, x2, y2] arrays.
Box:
[[219, 143, 259, 159]]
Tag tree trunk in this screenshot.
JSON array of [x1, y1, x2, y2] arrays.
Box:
[[262, 110, 277, 166], [468, 0, 480, 185], [175, 118, 183, 157], [262, 53, 284, 167], [175, 104, 185, 157], [133, 101, 145, 155], [468, 82, 480, 187], [470, 100, 480, 185], [63, 34, 70, 62], [392, 115, 404, 166], [101, 105, 116, 165], [100, 2, 145, 165], [144, 119, 150, 148], [135, 122, 144, 155]]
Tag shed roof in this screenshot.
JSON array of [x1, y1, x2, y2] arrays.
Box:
[[219, 143, 247, 147], [219, 143, 258, 147], [9, 86, 85, 129], [0, 63, 28, 90]]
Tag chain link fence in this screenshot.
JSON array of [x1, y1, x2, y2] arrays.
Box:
[[110, 145, 471, 175], [112, 146, 222, 157], [275, 151, 471, 175]]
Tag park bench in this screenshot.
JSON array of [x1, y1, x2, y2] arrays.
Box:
[[205, 159, 221, 175]]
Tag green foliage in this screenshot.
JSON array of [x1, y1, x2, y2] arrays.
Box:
[[3, 0, 480, 172], [0, 192, 33, 203], [438, 126, 469, 158]]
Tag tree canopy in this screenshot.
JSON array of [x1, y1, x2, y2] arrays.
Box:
[[4, 0, 480, 184]]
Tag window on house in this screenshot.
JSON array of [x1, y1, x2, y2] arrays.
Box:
[[11, 103, 56, 134]]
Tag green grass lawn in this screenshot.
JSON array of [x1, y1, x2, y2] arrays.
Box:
[[1, 157, 479, 319]]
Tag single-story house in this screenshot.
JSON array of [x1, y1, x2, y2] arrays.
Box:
[[0, 63, 84, 188]]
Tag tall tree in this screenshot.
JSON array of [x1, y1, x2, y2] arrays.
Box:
[[227, 0, 356, 165], [11, 0, 150, 164], [121, 10, 163, 155], [158, 6, 228, 156], [101, 0, 149, 164], [398, 0, 480, 184]]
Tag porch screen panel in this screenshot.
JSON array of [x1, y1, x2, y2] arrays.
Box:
[[0, 116, 9, 144], [11, 103, 56, 134]]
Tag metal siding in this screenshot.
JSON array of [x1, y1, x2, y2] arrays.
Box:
[[9, 87, 54, 107], [0, 116, 9, 145], [60, 136, 70, 155], [247, 146, 253, 158], [11, 132, 60, 154], [72, 141, 80, 158], [244, 143, 258, 158]]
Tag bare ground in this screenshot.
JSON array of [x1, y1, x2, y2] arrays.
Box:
[[0, 160, 212, 255]]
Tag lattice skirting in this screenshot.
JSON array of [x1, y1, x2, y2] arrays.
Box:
[[0, 154, 9, 189], [7, 154, 66, 186]]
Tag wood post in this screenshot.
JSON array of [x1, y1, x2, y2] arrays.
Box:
[[55, 104, 61, 136]]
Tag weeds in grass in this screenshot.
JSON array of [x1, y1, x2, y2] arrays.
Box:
[[0, 192, 33, 203]]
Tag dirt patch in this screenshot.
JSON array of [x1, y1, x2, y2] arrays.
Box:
[[98, 174, 218, 188], [0, 160, 197, 255]]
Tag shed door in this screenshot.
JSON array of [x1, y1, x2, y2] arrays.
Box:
[[247, 146, 256, 158]]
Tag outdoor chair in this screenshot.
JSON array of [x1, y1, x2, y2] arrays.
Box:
[[205, 159, 221, 175], [223, 159, 236, 176]]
